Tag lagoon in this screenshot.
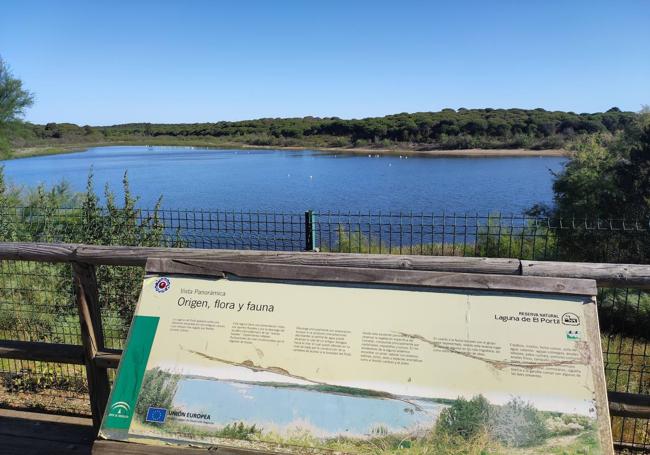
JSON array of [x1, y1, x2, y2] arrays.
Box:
[[173, 378, 445, 437], [0, 146, 566, 213]]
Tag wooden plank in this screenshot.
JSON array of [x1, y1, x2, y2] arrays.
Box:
[[0, 242, 519, 273], [2, 242, 650, 288], [608, 391, 650, 419], [613, 441, 650, 453], [93, 439, 275, 455], [0, 434, 91, 455], [584, 301, 614, 453], [93, 348, 122, 369], [74, 245, 522, 273], [0, 340, 120, 369], [73, 262, 111, 432], [0, 408, 94, 444], [146, 258, 598, 296], [0, 339, 85, 364], [0, 409, 93, 455], [0, 242, 78, 263], [522, 260, 650, 288]]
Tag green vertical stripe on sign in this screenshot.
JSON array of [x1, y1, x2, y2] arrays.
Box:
[[102, 315, 159, 430]]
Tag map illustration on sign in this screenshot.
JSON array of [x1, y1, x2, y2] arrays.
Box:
[[99, 273, 612, 454]]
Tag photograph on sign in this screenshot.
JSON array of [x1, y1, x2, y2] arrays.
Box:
[[99, 273, 611, 454]]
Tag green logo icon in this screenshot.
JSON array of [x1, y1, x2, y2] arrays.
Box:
[[566, 330, 581, 340]]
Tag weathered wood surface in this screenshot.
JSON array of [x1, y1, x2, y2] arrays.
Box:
[[146, 257, 598, 296], [93, 349, 122, 369], [521, 260, 650, 288], [0, 340, 117, 368], [0, 408, 94, 455], [0, 339, 85, 364], [73, 262, 111, 430], [608, 391, 650, 419], [93, 440, 266, 455], [2, 241, 650, 287], [0, 242, 521, 273]]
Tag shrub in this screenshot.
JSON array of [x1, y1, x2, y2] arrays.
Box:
[[217, 422, 260, 440], [436, 395, 491, 440], [135, 368, 180, 421], [3, 367, 85, 392], [488, 398, 548, 447]]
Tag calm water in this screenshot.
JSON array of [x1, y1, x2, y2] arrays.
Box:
[[174, 379, 443, 437], [1, 146, 565, 212]]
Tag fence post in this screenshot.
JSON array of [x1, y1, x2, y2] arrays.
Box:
[[72, 261, 110, 431], [304, 210, 318, 251]]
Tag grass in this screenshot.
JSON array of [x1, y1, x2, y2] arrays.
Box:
[[319, 225, 558, 260], [130, 414, 600, 455]]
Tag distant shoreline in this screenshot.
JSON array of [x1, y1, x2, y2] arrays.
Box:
[[243, 145, 569, 157], [6, 142, 570, 160]]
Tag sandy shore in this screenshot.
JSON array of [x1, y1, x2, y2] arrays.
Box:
[[241, 145, 569, 157], [7, 142, 569, 160]]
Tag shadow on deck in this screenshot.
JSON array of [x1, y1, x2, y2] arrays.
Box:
[[0, 408, 94, 455]]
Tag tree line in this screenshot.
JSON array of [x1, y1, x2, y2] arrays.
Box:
[[0, 54, 641, 153], [20, 107, 637, 151]]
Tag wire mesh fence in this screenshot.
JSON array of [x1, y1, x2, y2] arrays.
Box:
[[1, 206, 649, 262], [0, 206, 649, 450]]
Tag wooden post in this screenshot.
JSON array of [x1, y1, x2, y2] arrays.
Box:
[[72, 261, 111, 431]]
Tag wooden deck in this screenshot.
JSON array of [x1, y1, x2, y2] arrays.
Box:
[[0, 409, 94, 455]]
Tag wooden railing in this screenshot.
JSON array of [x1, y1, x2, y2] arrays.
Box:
[[0, 242, 649, 442]]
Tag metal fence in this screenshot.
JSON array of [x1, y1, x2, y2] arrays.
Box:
[[0, 207, 649, 451], [1, 207, 649, 261]]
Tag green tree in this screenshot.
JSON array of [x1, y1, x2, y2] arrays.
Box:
[[0, 56, 35, 156], [488, 398, 548, 447], [548, 112, 650, 263], [0, 56, 34, 125], [552, 135, 618, 218]]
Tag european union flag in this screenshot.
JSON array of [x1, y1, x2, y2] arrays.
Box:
[[145, 407, 167, 423]]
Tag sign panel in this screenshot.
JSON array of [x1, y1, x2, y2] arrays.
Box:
[[99, 273, 612, 454]]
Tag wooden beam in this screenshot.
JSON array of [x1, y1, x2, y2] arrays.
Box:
[[0, 242, 78, 263], [0, 408, 94, 445], [521, 260, 650, 288], [93, 349, 122, 369], [145, 258, 597, 296], [1, 242, 650, 288], [613, 442, 650, 453], [608, 391, 650, 419], [0, 242, 519, 273], [0, 340, 85, 364], [0, 340, 120, 369], [93, 439, 286, 454], [72, 262, 111, 432], [75, 245, 522, 273]]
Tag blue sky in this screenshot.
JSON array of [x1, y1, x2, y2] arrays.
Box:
[[1, 0, 649, 125]]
